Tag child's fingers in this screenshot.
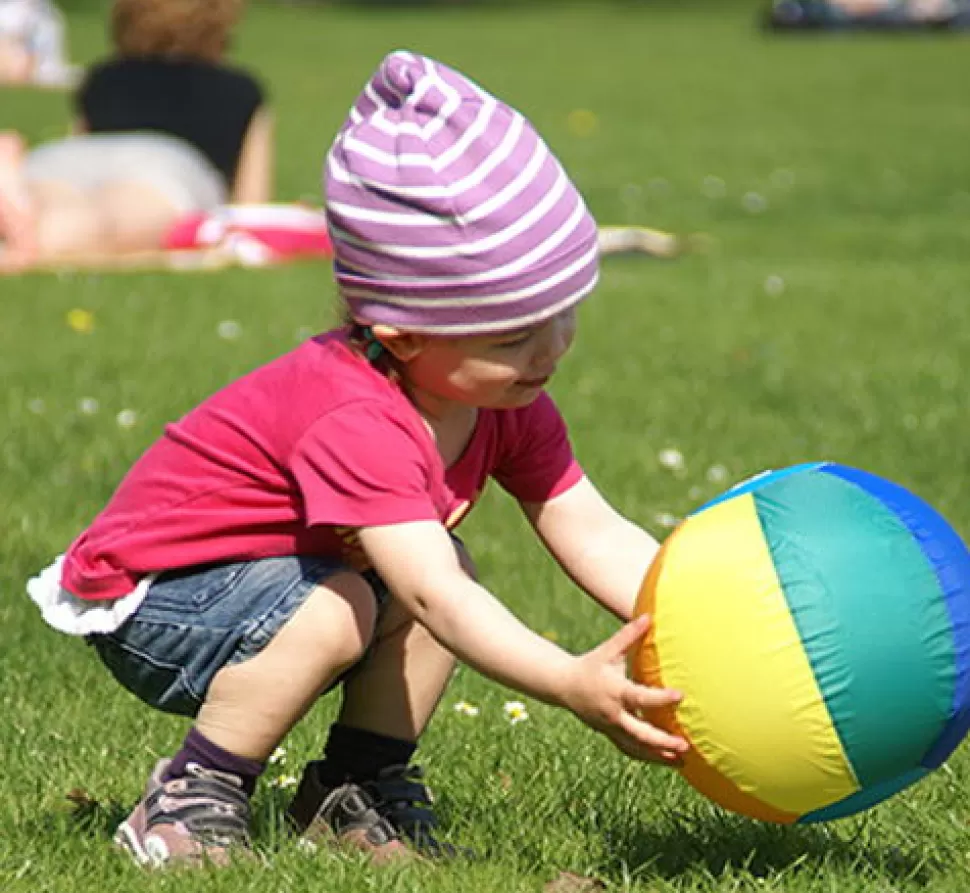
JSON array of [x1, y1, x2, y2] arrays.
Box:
[[617, 709, 689, 755], [588, 614, 651, 662], [621, 679, 682, 712], [609, 732, 685, 766], [658, 750, 685, 767]]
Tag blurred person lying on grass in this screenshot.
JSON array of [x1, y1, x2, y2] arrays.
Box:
[[28, 50, 688, 869], [0, 0, 272, 274]]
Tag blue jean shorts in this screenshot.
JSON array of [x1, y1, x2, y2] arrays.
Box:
[[87, 556, 389, 718]]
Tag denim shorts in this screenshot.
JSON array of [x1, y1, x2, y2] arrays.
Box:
[[87, 556, 389, 718]]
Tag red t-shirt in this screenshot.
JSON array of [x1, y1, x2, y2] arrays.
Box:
[[61, 330, 582, 601]]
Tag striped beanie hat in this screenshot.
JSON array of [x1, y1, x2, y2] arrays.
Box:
[[325, 51, 600, 335]]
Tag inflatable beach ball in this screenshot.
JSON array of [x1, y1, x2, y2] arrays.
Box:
[[631, 462, 970, 823]]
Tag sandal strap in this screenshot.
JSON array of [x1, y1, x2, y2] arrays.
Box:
[[144, 766, 251, 847]]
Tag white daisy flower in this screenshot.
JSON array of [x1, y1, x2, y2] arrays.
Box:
[[270, 774, 298, 789], [453, 701, 480, 717], [503, 701, 530, 725], [217, 320, 242, 340], [269, 746, 287, 765], [764, 274, 785, 297], [116, 409, 137, 429], [658, 448, 685, 472], [706, 464, 729, 484]]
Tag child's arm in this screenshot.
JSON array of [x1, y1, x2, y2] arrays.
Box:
[[522, 476, 661, 621], [231, 107, 275, 204], [358, 520, 687, 764]]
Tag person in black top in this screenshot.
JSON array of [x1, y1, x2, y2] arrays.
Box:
[[0, 0, 273, 273]]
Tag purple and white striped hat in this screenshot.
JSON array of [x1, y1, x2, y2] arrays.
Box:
[[325, 51, 600, 336]]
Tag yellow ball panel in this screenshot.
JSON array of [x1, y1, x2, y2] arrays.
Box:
[[633, 494, 859, 816], [633, 526, 797, 822]]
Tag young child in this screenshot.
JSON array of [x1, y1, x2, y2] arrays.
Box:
[[27, 50, 688, 869]]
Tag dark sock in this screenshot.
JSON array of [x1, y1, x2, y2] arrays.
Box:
[[315, 723, 417, 786], [164, 727, 265, 796]]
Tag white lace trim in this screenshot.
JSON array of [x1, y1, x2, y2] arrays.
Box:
[[26, 556, 154, 636]]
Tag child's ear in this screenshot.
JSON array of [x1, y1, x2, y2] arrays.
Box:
[[371, 325, 428, 362]]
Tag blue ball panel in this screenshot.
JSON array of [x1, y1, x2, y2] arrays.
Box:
[[823, 464, 970, 769], [755, 470, 953, 788], [798, 767, 929, 823], [694, 463, 826, 515]]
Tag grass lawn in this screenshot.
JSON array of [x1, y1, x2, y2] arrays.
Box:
[[2, 1, 970, 890]]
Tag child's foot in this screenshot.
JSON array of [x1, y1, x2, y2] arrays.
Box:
[[114, 759, 252, 868], [286, 762, 472, 863], [0, 131, 38, 273]]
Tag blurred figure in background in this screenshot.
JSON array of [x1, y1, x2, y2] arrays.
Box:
[[766, 0, 970, 29], [0, 0, 78, 88], [0, 0, 273, 273]]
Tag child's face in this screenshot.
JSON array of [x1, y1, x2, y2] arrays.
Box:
[[403, 308, 577, 410]]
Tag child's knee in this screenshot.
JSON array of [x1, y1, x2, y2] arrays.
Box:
[[318, 570, 380, 661]]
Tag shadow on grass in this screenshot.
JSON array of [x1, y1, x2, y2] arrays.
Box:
[[69, 793, 132, 839], [32, 789, 134, 841], [31, 785, 937, 887], [599, 809, 934, 886]]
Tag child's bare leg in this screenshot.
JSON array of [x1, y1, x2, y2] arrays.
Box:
[[284, 547, 476, 860], [338, 598, 457, 740], [95, 181, 183, 254], [25, 179, 181, 265], [286, 603, 460, 859], [338, 543, 475, 740], [28, 180, 104, 259], [112, 570, 380, 869], [195, 571, 379, 761]]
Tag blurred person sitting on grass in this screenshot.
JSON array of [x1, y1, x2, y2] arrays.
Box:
[[0, 0, 79, 88], [27, 50, 688, 869], [0, 0, 272, 274]]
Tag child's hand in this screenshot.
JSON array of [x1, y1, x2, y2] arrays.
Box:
[[563, 615, 688, 766]]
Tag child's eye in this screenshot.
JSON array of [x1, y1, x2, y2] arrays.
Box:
[[494, 333, 532, 349]]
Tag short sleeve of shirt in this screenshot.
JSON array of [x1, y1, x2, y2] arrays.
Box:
[[291, 403, 439, 528], [492, 392, 583, 503]]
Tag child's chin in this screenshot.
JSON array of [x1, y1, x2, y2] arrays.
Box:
[[497, 387, 544, 409]]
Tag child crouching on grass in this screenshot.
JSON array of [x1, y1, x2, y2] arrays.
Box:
[[27, 50, 688, 868]]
